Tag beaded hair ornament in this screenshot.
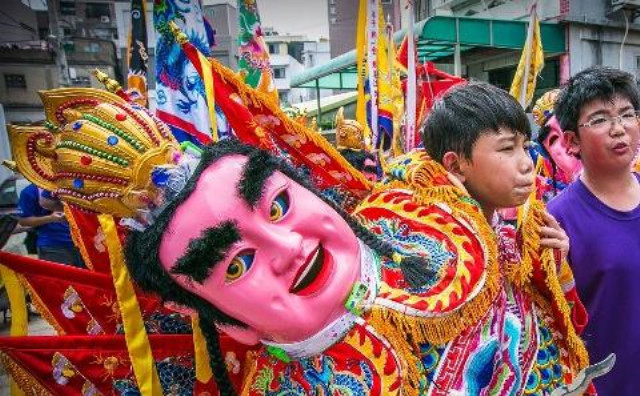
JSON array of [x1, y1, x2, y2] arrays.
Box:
[[8, 88, 198, 229], [532, 88, 560, 128]]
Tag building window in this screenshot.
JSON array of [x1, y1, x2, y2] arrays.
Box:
[[329, 0, 335, 4], [274, 67, 286, 79], [85, 3, 111, 19], [330, 17, 337, 24], [330, 6, 336, 14], [4, 74, 26, 89], [381, 0, 392, 4], [60, 1, 76, 15], [268, 43, 277, 54]]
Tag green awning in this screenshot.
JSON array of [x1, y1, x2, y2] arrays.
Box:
[[291, 15, 565, 90]]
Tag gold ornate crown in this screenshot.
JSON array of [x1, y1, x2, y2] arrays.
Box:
[[335, 107, 365, 151], [532, 89, 560, 127], [8, 88, 180, 217]]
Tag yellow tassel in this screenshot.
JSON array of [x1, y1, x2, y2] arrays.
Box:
[[192, 315, 213, 384], [0, 265, 28, 396], [62, 203, 95, 271], [0, 351, 52, 396], [510, 202, 589, 372], [98, 215, 164, 396]]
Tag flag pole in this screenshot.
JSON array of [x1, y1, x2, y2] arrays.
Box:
[[520, 2, 537, 107], [405, 0, 417, 151]]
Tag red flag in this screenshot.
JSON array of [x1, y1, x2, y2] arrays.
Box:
[[0, 252, 178, 336], [0, 334, 254, 395]]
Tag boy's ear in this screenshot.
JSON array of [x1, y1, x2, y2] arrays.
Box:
[[442, 151, 466, 183], [563, 130, 581, 158]]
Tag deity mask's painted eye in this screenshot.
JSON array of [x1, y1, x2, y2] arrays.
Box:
[[226, 251, 255, 283], [269, 191, 290, 222]]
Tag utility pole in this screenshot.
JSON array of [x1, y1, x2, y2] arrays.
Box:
[[47, 0, 71, 87]]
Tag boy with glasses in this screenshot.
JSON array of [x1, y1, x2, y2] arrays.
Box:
[[549, 66, 640, 395]]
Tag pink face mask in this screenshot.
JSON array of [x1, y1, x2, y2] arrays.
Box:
[[543, 116, 582, 181], [158, 155, 361, 345]]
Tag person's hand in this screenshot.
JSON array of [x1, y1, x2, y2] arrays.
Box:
[[48, 212, 66, 222], [539, 211, 569, 264]]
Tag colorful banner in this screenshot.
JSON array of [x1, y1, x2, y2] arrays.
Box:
[[154, 0, 225, 145], [366, 0, 380, 146], [174, 35, 373, 198], [237, 0, 278, 102], [405, 0, 417, 152], [126, 0, 149, 107], [355, 0, 369, 146], [509, 2, 544, 108]]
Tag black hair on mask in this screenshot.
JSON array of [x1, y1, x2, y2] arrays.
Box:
[[238, 149, 277, 208], [339, 148, 368, 170], [555, 66, 640, 134], [421, 82, 531, 162]]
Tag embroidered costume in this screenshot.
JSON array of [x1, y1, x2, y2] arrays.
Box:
[[243, 152, 592, 396]]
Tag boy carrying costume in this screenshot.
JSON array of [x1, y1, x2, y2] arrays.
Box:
[[2, 67, 612, 394]]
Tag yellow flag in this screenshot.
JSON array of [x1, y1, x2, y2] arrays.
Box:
[[510, 4, 544, 108]]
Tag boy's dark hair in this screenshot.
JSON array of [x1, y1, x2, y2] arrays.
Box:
[[339, 148, 377, 174], [421, 82, 531, 162], [555, 66, 640, 134]]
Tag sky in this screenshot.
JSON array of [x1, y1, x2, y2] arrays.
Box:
[[257, 0, 329, 40]]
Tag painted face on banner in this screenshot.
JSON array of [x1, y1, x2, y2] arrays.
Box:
[[543, 115, 582, 180], [158, 155, 361, 344]]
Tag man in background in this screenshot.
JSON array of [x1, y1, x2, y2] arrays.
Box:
[[17, 183, 84, 268]]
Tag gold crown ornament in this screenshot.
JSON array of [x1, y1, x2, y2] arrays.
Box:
[[532, 89, 561, 127], [335, 107, 365, 151], [8, 88, 181, 218]]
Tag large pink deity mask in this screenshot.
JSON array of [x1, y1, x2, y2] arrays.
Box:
[[543, 116, 582, 181], [158, 154, 361, 345]]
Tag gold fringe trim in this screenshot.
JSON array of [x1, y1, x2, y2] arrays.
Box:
[[207, 57, 373, 192], [240, 350, 259, 396], [0, 351, 55, 396], [15, 275, 65, 335], [62, 203, 95, 272], [507, 202, 589, 372], [367, 163, 504, 395]]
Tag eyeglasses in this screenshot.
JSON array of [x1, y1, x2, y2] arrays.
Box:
[[579, 110, 640, 130]]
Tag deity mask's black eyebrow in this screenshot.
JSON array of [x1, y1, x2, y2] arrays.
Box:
[[238, 150, 277, 208], [171, 221, 241, 283]]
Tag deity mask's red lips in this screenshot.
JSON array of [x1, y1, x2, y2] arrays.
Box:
[[289, 244, 331, 296]]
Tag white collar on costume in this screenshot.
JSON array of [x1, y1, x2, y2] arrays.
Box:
[[261, 239, 380, 360]]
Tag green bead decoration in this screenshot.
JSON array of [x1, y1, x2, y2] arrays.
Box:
[[83, 114, 146, 153], [57, 140, 129, 167]]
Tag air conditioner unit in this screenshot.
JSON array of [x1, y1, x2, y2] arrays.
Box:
[[611, 0, 640, 8], [100, 16, 110, 23], [433, 0, 472, 9]]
